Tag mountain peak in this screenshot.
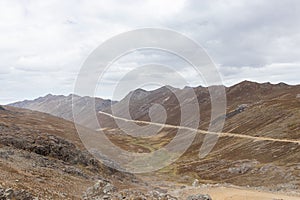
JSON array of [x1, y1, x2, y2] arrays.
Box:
[[45, 93, 54, 97], [235, 80, 259, 87]]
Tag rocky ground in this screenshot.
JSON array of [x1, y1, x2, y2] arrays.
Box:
[[0, 106, 141, 199]]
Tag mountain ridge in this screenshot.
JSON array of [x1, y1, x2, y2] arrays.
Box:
[[9, 93, 117, 126]]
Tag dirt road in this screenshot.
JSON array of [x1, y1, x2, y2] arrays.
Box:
[[173, 185, 300, 200], [99, 111, 300, 144]]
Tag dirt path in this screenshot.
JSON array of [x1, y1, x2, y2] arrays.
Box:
[[172, 185, 300, 200], [137, 176, 300, 200], [99, 111, 300, 144]]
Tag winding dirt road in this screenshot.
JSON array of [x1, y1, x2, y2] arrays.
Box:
[[99, 111, 300, 144]]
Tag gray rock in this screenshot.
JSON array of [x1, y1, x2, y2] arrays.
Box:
[[0, 187, 34, 200], [228, 162, 255, 174], [4, 188, 14, 199], [83, 179, 117, 199], [186, 194, 212, 200], [83, 180, 178, 200]]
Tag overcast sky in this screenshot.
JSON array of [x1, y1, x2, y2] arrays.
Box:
[[1, 0, 300, 104]]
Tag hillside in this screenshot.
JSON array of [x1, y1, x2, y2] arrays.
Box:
[[0, 106, 144, 199], [95, 80, 300, 193], [0, 106, 214, 200], [100, 109, 300, 194]]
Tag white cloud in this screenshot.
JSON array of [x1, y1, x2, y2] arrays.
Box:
[[0, 0, 300, 104], [220, 63, 300, 86]]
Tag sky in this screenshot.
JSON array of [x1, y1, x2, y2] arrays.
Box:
[[0, 0, 300, 104]]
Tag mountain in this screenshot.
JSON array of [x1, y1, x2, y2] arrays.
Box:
[[9, 94, 116, 126], [99, 81, 300, 139], [96, 81, 300, 193]]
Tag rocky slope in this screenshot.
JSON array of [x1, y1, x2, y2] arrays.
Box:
[[0, 106, 141, 199]]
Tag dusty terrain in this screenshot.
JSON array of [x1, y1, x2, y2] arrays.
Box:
[[173, 185, 300, 200], [137, 178, 300, 200]]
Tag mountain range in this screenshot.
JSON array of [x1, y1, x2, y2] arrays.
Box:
[[98, 80, 300, 139], [3, 80, 300, 199]]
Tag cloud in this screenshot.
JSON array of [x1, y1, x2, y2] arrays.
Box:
[[219, 63, 300, 86], [0, 0, 300, 103]]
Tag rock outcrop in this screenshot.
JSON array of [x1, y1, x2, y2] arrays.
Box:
[[83, 179, 178, 200]]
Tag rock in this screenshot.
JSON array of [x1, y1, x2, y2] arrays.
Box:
[[103, 183, 116, 194], [186, 194, 212, 200], [153, 187, 168, 194], [4, 188, 14, 199], [0, 187, 34, 200], [0, 106, 5, 111], [83, 179, 117, 199], [83, 180, 178, 200], [0, 133, 100, 168], [192, 179, 199, 187], [228, 161, 256, 174], [237, 104, 248, 111], [63, 166, 88, 178], [13, 189, 35, 200]]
